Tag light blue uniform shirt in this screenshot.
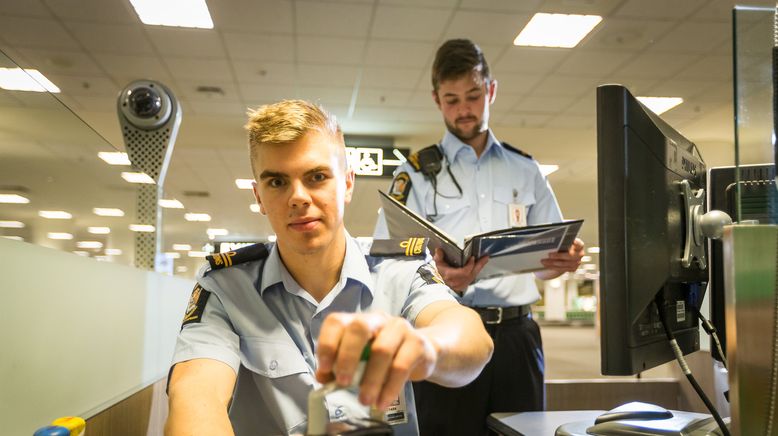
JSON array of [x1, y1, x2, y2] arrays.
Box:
[[374, 130, 563, 307], [171, 234, 455, 436]]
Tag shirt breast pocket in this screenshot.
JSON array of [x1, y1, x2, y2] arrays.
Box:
[[493, 186, 535, 227], [425, 194, 470, 221], [241, 337, 311, 378]]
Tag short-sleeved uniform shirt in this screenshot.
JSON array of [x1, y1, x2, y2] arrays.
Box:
[[170, 234, 455, 435], [374, 130, 563, 307]]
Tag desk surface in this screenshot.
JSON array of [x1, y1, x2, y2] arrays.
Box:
[[487, 410, 604, 436]]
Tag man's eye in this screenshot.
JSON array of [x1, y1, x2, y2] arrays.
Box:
[[445, 99, 458, 105], [269, 178, 285, 188], [311, 173, 327, 182]]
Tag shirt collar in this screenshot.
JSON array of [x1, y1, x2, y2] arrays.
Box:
[[440, 129, 501, 163], [259, 232, 375, 297]]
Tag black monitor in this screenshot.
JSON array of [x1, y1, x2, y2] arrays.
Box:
[[597, 84, 708, 376]]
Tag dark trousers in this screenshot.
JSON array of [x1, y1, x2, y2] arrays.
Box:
[[413, 314, 544, 436]]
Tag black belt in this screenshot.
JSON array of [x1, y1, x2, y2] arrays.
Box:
[[472, 305, 531, 325]]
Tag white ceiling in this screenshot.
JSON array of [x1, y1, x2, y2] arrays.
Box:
[[0, 0, 773, 272]]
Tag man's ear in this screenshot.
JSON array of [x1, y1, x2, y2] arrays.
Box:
[[432, 89, 441, 109], [344, 168, 355, 204], [252, 181, 266, 215], [487, 79, 498, 105]]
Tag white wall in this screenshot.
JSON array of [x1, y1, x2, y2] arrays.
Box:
[[0, 238, 193, 435]]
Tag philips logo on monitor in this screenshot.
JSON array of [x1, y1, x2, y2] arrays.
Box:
[[681, 156, 699, 176]]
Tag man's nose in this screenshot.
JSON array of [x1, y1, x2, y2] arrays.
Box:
[[288, 180, 311, 208]]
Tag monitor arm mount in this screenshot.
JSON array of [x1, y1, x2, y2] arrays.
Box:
[[679, 180, 733, 269]]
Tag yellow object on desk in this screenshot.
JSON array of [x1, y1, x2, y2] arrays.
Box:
[[50, 417, 85, 436]]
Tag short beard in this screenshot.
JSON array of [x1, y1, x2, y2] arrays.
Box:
[[444, 118, 486, 142]]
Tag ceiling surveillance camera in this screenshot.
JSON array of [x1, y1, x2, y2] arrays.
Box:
[[117, 79, 182, 183]]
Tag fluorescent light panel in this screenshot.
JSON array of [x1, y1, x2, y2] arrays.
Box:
[[47, 232, 73, 240], [165, 251, 181, 259], [0, 194, 30, 204], [3, 235, 24, 241], [88, 226, 111, 234], [76, 241, 103, 249], [97, 151, 131, 165], [172, 244, 192, 251], [206, 228, 229, 236], [39, 210, 72, 219], [588, 246, 600, 254], [0, 220, 24, 228], [636, 96, 684, 115], [0, 68, 60, 92], [121, 172, 155, 184], [129, 0, 214, 29], [129, 224, 155, 232], [93, 208, 125, 217], [105, 248, 123, 256], [235, 179, 255, 190], [188, 251, 208, 258], [159, 198, 185, 209], [185, 213, 211, 222], [514, 13, 602, 48]]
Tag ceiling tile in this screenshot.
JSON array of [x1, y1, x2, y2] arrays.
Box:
[[490, 92, 522, 115], [223, 32, 295, 62], [649, 22, 730, 54], [232, 61, 297, 85], [0, 0, 49, 17], [544, 114, 595, 130], [46, 74, 118, 97], [64, 22, 155, 55], [296, 1, 373, 38], [93, 54, 172, 84], [493, 47, 568, 73], [614, 51, 702, 80], [0, 17, 79, 49], [67, 95, 116, 113], [358, 88, 412, 107], [529, 75, 600, 97], [381, 0, 457, 6], [562, 92, 595, 115], [443, 10, 532, 45], [371, 5, 450, 41], [297, 36, 365, 64], [690, 0, 738, 22], [45, 0, 137, 23], [354, 106, 440, 123], [490, 72, 544, 94], [241, 84, 299, 104], [145, 28, 224, 57], [597, 77, 659, 97], [208, 0, 294, 33], [406, 89, 437, 108], [539, 0, 622, 15], [187, 100, 248, 116], [458, 0, 543, 12], [297, 64, 359, 87], [364, 40, 436, 67], [297, 86, 354, 106], [646, 79, 728, 100], [496, 112, 551, 128], [14, 48, 103, 75], [512, 95, 578, 113], [613, 0, 708, 20], [361, 66, 423, 89], [175, 80, 241, 102], [163, 57, 233, 81], [579, 18, 676, 51], [555, 50, 636, 77]]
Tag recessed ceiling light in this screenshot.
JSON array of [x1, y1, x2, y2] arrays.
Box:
[[172, 243, 192, 251], [514, 13, 602, 48], [165, 251, 181, 259], [39, 210, 72, 219], [249, 203, 260, 213], [583, 263, 598, 270], [0, 220, 24, 228], [129, 224, 155, 232], [47, 232, 73, 240], [121, 172, 156, 184], [3, 235, 24, 241], [0, 67, 60, 92], [93, 208, 125, 217], [0, 194, 30, 204], [581, 255, 592, 262], [72, 250, 90, 257], [129, 0, 214, 29], [636, 96, 684, 115], [539, 164, 559, 177], [159, 198, 185, 209], [235, 179, 255, 190], [88, 226, 111, 234], [76, 241, 103, 249], [588, 246, 600, 254], [206, 228, 229, 236], [105, 248, 123, 256], [176, 265, 189, 273], [185, 213, 211, 222], [97, 151, 131, 165], [188, 251, 208, 258]]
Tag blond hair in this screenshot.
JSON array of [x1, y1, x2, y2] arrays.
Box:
[[245, 100, 343, 176]]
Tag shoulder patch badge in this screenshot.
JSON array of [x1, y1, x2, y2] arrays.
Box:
[[205, 243, 269, 271], [182, 283, 211, 327], [370, 237, 428, 258], [417, 262, 445, 286], [388, 172, 411, 205]]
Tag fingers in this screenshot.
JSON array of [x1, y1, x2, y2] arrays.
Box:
[[376, 335, 430, 410], [472, 255, 490, 278], [358, 318, 410, 406], [316, 313, 385, 385]]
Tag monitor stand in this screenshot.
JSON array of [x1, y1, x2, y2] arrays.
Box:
[[555, 402, 729, 436]]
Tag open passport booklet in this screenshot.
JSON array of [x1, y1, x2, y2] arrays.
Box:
[[379, 190, 584, 280]]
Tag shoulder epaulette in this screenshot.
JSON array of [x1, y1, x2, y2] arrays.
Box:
[[501, 142, 533, 160], [369, 237, 428, 258], [206, 243, 269, 270], [406, 144, 442, 173]]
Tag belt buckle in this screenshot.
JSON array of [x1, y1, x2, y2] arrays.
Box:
[[485, 307, 503, 324]]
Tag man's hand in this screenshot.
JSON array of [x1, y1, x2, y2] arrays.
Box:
[[315, 312, 439, 410], [536, 238, 585, 280], [433, 248, 489, 293]]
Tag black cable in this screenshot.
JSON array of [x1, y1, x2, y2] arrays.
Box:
[[654, 296, 731, 436], [694, 307, 728, 371]]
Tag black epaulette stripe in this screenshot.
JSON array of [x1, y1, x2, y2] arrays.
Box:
[[206, 243, 269, 270], [370, 237, 428, 258], [406, 144, 439, 172], [501, 142, 533, 160]]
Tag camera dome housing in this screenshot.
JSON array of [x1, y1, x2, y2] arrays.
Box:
[[118, 80, 173, 129]]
